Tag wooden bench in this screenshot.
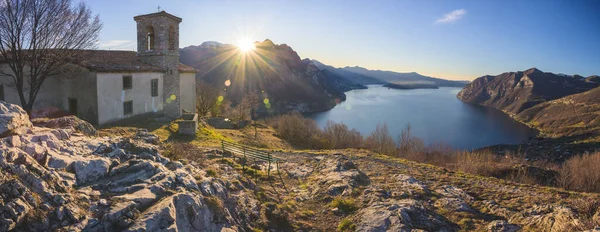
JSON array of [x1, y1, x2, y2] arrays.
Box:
[[221, 140, 281, 177]]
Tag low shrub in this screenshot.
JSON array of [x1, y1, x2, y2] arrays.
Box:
[[163, 142, 204, 162], [205, 168, 218, 177], [324, 121, 364, 149], [397, 124, 425, 155], [364, 124, 396, 155], [559, 152, 600, 192], [571, 198, 600, 229], [337, 218, 356, 231], [298, 210, 315, 219], [329, 197, 358, 214], [262, 202, 294, 230], [270, 113, 327, 149], [204, 196, 225, 223], [453, 151, 503, 176]]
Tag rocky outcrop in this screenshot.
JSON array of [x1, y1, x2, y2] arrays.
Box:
[[306, 156, 370, 197], [0, 101, 32, 137], [458, 68, 599, 115], [276, 150, 600, 231], [355, 199, 454, 231], [32, 115, 97, 136], [0, 104, 257, 231], [487, 220, 520, 232]]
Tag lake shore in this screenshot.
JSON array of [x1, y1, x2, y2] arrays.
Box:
[[306, 86, 537, 150]]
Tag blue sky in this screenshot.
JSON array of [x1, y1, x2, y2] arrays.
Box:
[[86, 0, 600, 80]]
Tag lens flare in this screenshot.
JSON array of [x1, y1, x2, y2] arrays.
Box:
[[237, 38, 255, 52]]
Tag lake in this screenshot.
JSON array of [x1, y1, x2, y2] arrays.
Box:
[[306, 85, 538, 150]]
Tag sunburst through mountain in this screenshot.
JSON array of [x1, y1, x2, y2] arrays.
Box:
[[180, 39, 366, 114]]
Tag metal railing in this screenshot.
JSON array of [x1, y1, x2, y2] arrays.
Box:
[[221, 140, 281, 177]]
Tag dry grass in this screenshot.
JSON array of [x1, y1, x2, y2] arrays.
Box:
[[571, 198, 600, 229]]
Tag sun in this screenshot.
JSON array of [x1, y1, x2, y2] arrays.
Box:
[[237, 38, 255, 52]]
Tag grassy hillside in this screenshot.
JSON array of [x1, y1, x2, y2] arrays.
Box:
[[518, 86, 600, 139]]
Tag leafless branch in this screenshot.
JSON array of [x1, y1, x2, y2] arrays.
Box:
[[0, 0, 102, 114]]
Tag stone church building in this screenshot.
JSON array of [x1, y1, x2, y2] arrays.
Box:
[[0, 11, 197, 125]]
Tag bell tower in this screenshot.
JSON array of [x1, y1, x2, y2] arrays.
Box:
[[134, 11, 182, 118]]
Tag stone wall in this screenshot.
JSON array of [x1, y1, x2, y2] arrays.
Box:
[[135, 12, 182, 119], [177, 113, 198, 136]]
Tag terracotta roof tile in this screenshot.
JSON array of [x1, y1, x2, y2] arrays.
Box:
[[178, 63, 197, 73], [73, 50, 198, 73], [74, 50, 162, 72]]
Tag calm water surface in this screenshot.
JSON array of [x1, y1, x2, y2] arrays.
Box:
[[306, 86, 537, 150]]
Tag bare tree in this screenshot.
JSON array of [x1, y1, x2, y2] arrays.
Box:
[[365, 123, 396, 156], [0, 0, 102, 114], [228, 91, 259, 122], [245, 91, 260, 139], [397, 123, 425, 154], [196, 81, 219, 117]]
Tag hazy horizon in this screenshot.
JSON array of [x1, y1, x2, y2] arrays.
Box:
[[87, 0, 600, 80]]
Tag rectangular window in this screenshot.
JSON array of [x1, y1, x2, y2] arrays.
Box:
[[151, 79, 158, 97], [123, 101, 133, 115], [68, 98, 78, 116], [123, 75, 132, 90], [0, 85, 4, 101]]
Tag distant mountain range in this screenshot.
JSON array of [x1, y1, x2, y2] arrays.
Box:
[[179, 40, 470, 113], [312, 60, 469, 87], [458, 67, 600, 138]]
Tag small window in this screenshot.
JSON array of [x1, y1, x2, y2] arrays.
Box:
[[0, 85, 4, 101], [146, 26, 155, 51], [68, 98, 78, 115], [123, 75, 132, 90], [123, 101, 133, 115], [151, 79, 158, 97]]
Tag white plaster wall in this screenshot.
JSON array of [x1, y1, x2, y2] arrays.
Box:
[[179, 72, 196, 113], [0, 65, 64, 108], [96, 72, 163, 124], [0, 64, 98, 123]]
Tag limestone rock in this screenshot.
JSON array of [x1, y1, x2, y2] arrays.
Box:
[[0, 106, 261, 231], [31, 115, 96, 136], [395, 174, 429, 193], [310, 156, 370, 197], [72, 158, 110, 185], [0, 178, 36, 231], [487, 220, 521, 232], [0, 101, 32, 137], [355, 199, 455, 231]]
